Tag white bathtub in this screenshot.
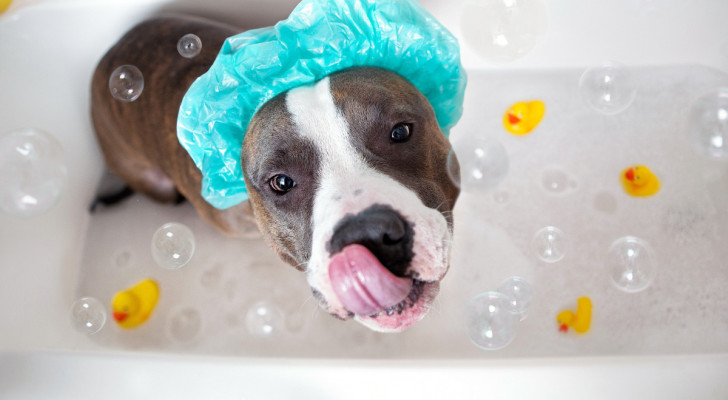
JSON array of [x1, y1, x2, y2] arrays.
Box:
[[1, 0, 727, 398]]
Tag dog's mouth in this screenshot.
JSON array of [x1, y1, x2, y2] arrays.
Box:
[[365, 279, 425, 318], [327, 243, 438, 331], [357, 280, 438, 332]]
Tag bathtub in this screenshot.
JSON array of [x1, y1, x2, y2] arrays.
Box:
[[1, 0, 727, 398]]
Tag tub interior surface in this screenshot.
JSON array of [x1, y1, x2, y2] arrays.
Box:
[[3, 351, 728, 400], [75, 65, 728, 358], [1, 0, 728, 372]]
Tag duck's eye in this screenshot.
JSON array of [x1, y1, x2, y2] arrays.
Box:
[[390, 123, 412, 143], [269, 174, 296, 194]]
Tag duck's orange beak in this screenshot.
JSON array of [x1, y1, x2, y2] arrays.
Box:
[[508, 112, 521, 125], [559, 323, 569, 333], [113, 311, 128, 322], [625, 168, 635, 182]]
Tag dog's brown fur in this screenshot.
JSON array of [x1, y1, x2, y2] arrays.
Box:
[[92, 15, 462, 331], [92, 16, 459, 277], [91, 16, 258, 238]]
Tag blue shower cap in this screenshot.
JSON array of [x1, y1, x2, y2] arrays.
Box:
[[177, 0, 467, 209]]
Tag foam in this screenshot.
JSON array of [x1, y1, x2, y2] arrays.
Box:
[[77, 66, 728, 357]]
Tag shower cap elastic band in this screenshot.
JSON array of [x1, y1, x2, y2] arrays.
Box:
[[177, 0, 467, 209]]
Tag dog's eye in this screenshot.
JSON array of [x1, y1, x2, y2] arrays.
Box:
[[269, 174, 296, 194], [390, 123, 412, 143]]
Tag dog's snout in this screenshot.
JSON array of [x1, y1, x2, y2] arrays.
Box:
[[327, 204, 414, 277]]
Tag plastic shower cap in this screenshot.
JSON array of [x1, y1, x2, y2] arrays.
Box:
[[177, 0, 467, 209]]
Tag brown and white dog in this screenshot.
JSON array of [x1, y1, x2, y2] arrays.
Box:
[[91, 16, 460, 332]]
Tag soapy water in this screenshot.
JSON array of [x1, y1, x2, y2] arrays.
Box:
[[167, 307, 203, 343], [540, 167, 572, 195], [200, 263, 224, 290], [532, 226, 566, 263], [447, 136, 509, 193], [246, 300, 285, 339], [151, 222, 196, 269], [579, 62, 637, 115], [493, 190, 509, 203], [70, 297, 107, 334], [467, 291, 520, 350], [460, 0, 548, 63], [0, 128, 66, 217], [112, 248, 134, 269], [109, 65, 144, 102], [689, 89, 728, 159], [497, 276, 533, 321], [606, 236, 657, 293], [593, 191, 618, 214], [177, 33, 202, 58]]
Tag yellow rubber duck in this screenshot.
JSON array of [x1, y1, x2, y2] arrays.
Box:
[[557, 296, 592, 334], [503, 100, 546, 135], [111, 278, 160, 329], [0, 0, 11, 14], [620, 165, 660, 197]]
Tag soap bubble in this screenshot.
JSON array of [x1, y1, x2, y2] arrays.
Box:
[[689, 89, 728, 159], [606, 236, 657, 293], [246, 300, 285, 339], [200, 263, 224, 290], [447, 136, 509, 192], [167, 307, 203, 343], [532, 226, 566, 263], [579, 62, 636, 115], [497, 276, 533, 320], [151, 222, 195, 269], [109, 65, 144, 102], [177, 33, 202, 58], [460, 0, 548, 63], [540, 167, 571, 195], [111, 248, 134, 269], [467, 291, 520, 350], [70, 297, 107, 334], [0, 128, 66, 217], [493, 191, 509, 203]]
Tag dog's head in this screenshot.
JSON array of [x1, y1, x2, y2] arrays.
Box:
[[242, 67, 459, 332]]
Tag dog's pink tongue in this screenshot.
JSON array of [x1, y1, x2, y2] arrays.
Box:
[[329, 244, 413, 316]]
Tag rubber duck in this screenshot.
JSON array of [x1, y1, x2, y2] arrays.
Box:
[[503, 100, 546, 135], [620, 165, 660, 197], [111, 278, 160, 329], [557, 296, 592, 334], [0, 0, 11, 14]]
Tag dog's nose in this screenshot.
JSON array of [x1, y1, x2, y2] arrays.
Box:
[[327, 204, 414, 277]]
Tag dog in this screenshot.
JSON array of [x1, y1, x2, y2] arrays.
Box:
[[91, 16, 460, 332]]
